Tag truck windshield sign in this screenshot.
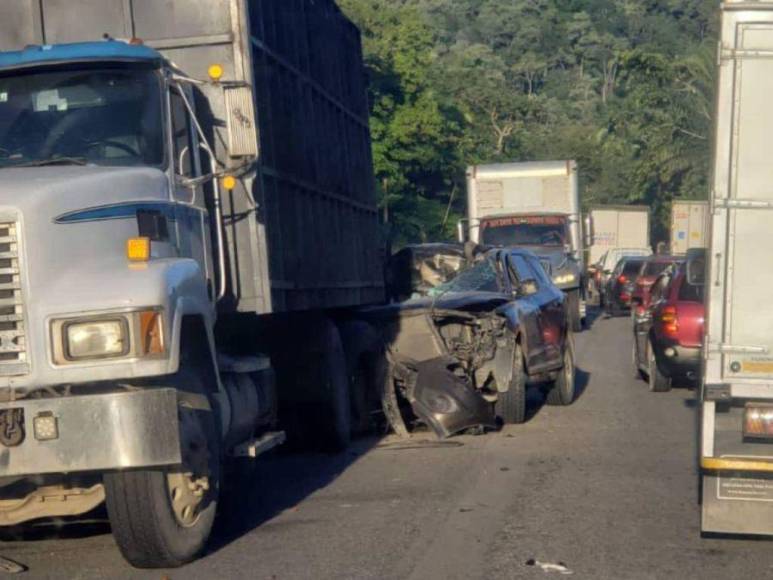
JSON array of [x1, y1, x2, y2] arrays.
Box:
[[480, 216, 567, 247]]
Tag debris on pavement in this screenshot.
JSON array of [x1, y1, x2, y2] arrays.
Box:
[[525, 559, 573, 575], [0, 555, 26, 574]]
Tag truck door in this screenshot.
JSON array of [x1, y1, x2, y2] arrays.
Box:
[[169, 85, 214, 299]]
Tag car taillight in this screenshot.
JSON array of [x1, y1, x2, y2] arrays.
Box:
[[660, 306, 679, 336], [744, 405, 773, 439], [618, 275, 627, 284]]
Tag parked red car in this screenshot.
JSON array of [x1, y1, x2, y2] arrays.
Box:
[[631, 256, 682, 312], [632, 253, 705, 392]]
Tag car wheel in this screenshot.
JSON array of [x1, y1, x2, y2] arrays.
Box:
[[495, 343, 527, 424], [648, 340, 671, 392], [632, 337, 646, 381], [547, 335, 576, 406]]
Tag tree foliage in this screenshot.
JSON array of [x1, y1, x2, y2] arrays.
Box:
[[340, 0, 718, 245]]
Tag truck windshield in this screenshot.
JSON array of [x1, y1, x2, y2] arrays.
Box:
[[480, 216, 567, 247], [0, 66, 163, 168]]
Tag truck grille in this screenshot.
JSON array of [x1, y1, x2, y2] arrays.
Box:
[[0, 218, 28, 376]]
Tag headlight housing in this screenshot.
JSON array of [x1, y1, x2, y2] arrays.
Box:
[[553, 273, 577, 285], [64, 319, 129, 360], [51, 309, 165, 364]]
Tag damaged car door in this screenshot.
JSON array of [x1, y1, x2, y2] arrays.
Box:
[[506, 253, 549, 369]]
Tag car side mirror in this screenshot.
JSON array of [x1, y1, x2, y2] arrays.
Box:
[[686, 257, 706, 286], [583, 215, 593, 247], [519, 279, 539, 297]]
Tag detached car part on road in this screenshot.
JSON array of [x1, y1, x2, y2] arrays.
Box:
[[364, 248, 576, 438]]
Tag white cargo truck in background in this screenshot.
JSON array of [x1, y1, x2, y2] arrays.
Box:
[[461, 161, 585, 331], [586, 205, 650, 265], [701, 0, 773, 537], [670, 200, 708, 255], [0, 0, 384, 568]]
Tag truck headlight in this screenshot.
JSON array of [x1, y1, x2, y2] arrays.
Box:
[[52, 309, 165, 364], [553, 273, 577, 285], [65, 319, 128, 360]]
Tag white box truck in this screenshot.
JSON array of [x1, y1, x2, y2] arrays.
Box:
[[670, 200, 708, 255], [462, 160, 585, 331], [586, 205, 650, 265], [700, 0, 773, 536]]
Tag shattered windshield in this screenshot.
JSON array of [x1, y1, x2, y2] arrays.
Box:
[[429, 258, 501, 295], [480, 215, 567, 247], [0, 65, 164, 168]]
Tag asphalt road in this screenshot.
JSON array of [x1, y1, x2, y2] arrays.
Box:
[[3, 311, 773, 579]]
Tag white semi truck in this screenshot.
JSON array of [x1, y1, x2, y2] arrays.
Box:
[[701, 0, 773, 536], [0, 0, 384, 568], [670, 200, 708, 255], [462, 161, 585, 331]]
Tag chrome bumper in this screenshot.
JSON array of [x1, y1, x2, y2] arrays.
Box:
[[0, 389, 181, 478]]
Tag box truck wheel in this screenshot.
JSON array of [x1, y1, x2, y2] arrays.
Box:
[[104, 363, 220, 568], [567, 290, 582, 332], [547, 334, 576, 406], [495, 342, 527, 424]]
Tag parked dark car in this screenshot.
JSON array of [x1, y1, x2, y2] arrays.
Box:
[[604, 256, 648, 315], [631, 255, 682, 311], [632, 252, 706, 391], [363, 248, 576, 438]]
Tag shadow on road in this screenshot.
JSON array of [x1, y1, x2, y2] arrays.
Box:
[[208, 435, 380, 556]]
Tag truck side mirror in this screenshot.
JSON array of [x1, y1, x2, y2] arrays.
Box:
[[224, 86, 259, 158], [457, 219, 468, 243], [583, 215, 593, 247]]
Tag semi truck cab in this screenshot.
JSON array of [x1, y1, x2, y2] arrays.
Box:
[[0, 40, 280, 567]]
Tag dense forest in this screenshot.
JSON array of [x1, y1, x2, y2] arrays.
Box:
[[338, 0, 718, 246]]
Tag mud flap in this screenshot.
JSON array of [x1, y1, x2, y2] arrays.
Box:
[[410, 358, 497, 439], [702, 473, 773, 535]]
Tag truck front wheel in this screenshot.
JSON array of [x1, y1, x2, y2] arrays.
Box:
[[104, 366, 220, 568]]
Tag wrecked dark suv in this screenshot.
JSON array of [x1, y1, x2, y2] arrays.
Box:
[[365, 248, 577, 439]]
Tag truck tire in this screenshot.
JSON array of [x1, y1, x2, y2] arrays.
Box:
[[567, 290, 582, 332], [104, 365, 220, 568], [339, 320, 381, 435], [648, 340, 671, 392], [495, 343, 527, 424], [317, 323, 352, 451], [547, 334, 576, 406]]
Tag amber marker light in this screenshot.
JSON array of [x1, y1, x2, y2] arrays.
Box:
[[222, 175, 237, 190], [208, 64, 224, 82], [127, 237, 151, 262]]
